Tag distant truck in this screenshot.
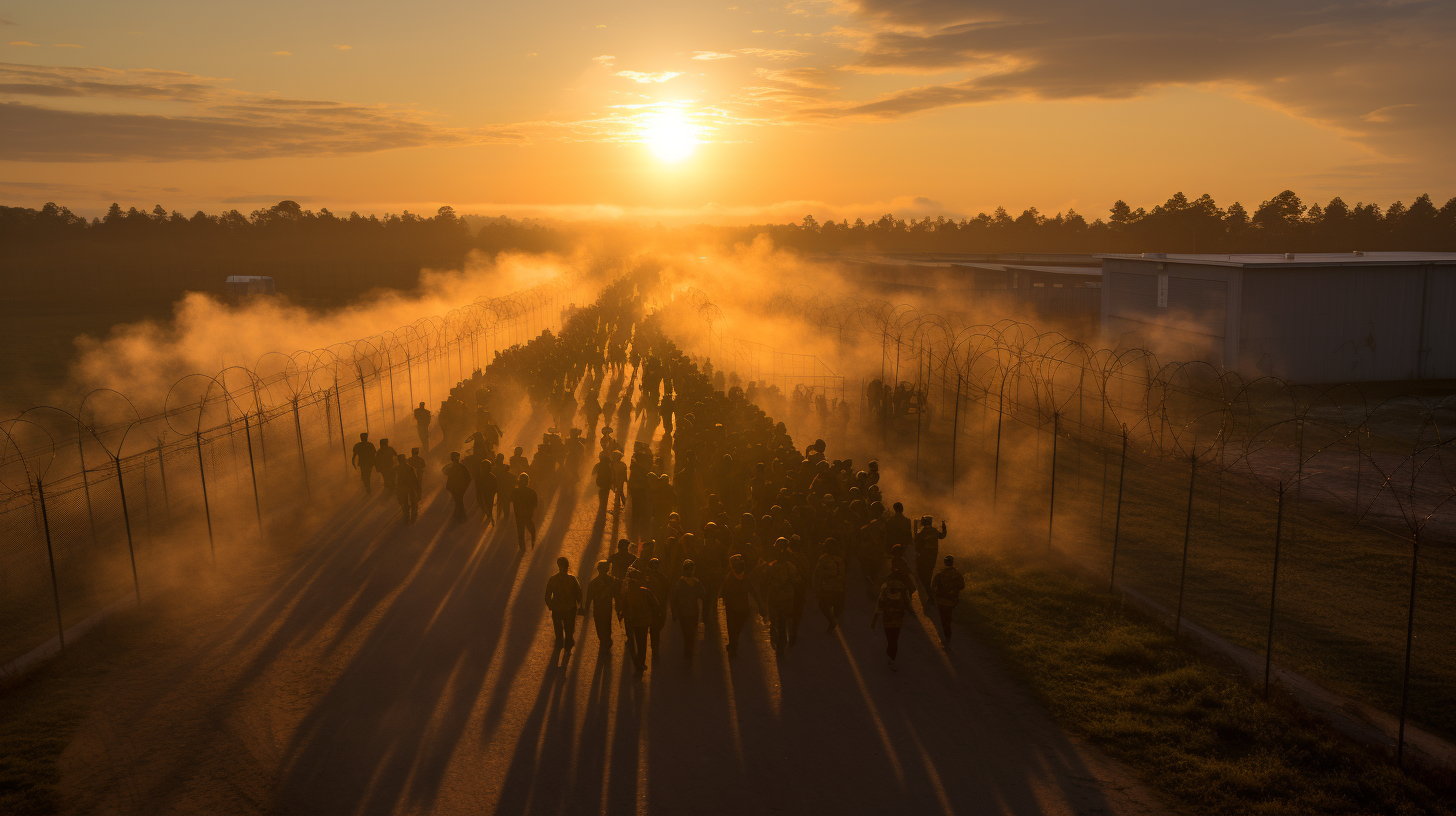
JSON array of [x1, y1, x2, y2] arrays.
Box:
[[225, 275, 276, 302]]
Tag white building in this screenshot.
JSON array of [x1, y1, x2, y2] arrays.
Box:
[[1097, 252, 1456, 383]]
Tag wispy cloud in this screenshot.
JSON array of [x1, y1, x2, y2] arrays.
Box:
[[9, 41, 38, 47], [692, 51, 735, 60], [0, 61, 525, 161], [615, 70, 683, 84], [334, 44, 352, 50]]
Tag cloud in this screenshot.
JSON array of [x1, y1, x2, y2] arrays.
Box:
[[614, 70, 683, 83], [693, 51, 735, 60], [9, 41, 38, 46], [735, 47, 811, 60], [219, 194, 317, 204], [826, 0, 1456, 165], [334, 44, 352, 50], [592, 54, 615, 66], [0, 61, 526, 161]]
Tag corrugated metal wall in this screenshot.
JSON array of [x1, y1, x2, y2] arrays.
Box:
[[1238, 266, 1435, 382], [1105, 268, 1228, 366]]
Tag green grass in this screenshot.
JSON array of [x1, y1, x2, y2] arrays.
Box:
[[958, 552, 1455, 815]]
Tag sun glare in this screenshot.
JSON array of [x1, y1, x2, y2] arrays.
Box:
[[642, 108, 698, 163]]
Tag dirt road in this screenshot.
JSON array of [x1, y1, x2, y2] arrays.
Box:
[[58, 404, 1167, 816]]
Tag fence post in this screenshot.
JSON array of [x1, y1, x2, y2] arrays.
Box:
[[244, 413, 263, 534], [1109, 429, 1128, 591], [1264, 482, 1285, 697], [157, 440, 171, 524], [114, 455, 141, 602], [359, 374, 370, 434], [387, 355, 399, 434], [1047, 412, 1059, 552], [950, 370, 962, 493], [993, 380, 1006, 513], [293, 398, 311, 496], [1397, 529, 1420, 768], [1174, 454, 1197, 635], [335, 379, 348, 473], [35, 478, 65, 651], [76, 425, 99, 546], [913, 347, 924, 481], [196, 431, 216, 564]]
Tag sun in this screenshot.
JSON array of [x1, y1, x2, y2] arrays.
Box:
[[641, 108, 698, 163]]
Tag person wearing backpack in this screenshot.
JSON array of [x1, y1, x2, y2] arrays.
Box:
[[930, 554, 966, 647], [872, 575, 912, 670], [670, 560, 707, 658]]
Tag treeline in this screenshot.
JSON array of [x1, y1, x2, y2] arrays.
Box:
[[733, 190, 1456, 254]]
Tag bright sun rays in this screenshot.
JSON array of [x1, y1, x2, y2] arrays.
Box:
[[640, 107, 699, 163]]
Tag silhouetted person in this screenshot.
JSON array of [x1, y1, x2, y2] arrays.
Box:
[[644, 557, 669, 662], [930, 554, 966, 647], [351, 432, 376, 493], [476, 455, 498, 525], [544, 557, 583, 651], [376, 438, 397, 492], [719, 554, 761, 658], [814, 538, 848, 632], [584, 561, 619, 649], [761, 538, 799, 654], [509, 445, 530, 478], [592, 452, 613, 506], [873, 572, 912, 670], [622, 569, 659, 674], [915, 515, 947, 592], [609, 538, 636, 581], [887, 501, 912, 554], [414, 402, 432, 453], [408, 447, 426, 490], [512, 472, 538, 551], [394, 453, 420, 523], [670, 560, 705, 658], [442, 451, 471, 521]]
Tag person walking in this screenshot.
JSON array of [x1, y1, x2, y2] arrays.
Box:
[[592, 452, 613, 507], [544, 557, 583, 651], [584, 561, 620, 650], [872, 573, 912, 670], [886, 501, 912, 555], [643, 557, 670, 662], [413, 402, 432, 454], [719, 554, 761, 658], [351, 432, 377, 493], [441, 452, 472, 521], [512, 473, 539, 551], [408, 447, 426, 490], [761, 538, 800, 655], [670, 560, 706, 658], [475, 452, 498, 525], [375, 438, 398, 493], [814, 538, 848, 632], [393, 453, 420, 523], [914, 515, 947, 592], [930, 555, 966, 647], [621, 569, 659, 674]]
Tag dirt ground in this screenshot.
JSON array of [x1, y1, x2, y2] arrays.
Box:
[[54, 396, 1168, 816]]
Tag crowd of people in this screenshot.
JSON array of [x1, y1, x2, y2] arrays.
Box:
[[348, 272, 966, 671]]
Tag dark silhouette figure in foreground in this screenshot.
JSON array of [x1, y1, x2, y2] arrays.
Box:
[[394, 453, 420, 524], [512, 473, 538, 551], [873, 572, 912, 670], [914, 515, 947, 592], [407, 447, 425, 490], [584, 561, 619, 649], [930, 555, 966, 647], [719, 554, 762, 659], [814, 538, 848, 632], [442, 452, 472, 521], [544, 557, 583, 651], [413, 402, 431, 454], [375, 438, 397, 493], [621, 568, 659, 675], [351, 433, 376, 494], [670, 559, 705, 659]]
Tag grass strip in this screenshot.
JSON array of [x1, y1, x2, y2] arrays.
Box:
[[958, 552, 1455, 815]]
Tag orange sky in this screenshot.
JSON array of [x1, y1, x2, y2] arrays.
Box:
[[3, 0, 1453, 223]]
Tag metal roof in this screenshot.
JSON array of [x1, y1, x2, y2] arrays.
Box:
[[1096, 252, 1456, 268]]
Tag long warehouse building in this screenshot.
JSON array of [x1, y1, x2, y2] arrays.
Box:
[[1097, 252, 1456, 383]]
